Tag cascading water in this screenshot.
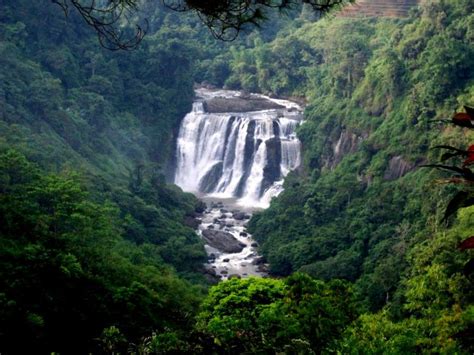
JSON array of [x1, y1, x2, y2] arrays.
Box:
[[175, 88, 302, 208], [174, 88, 302, 279]]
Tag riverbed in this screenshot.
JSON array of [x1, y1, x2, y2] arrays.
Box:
[[197, 198, 267, 280]]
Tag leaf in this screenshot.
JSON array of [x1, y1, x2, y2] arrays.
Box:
[[421, 164, 474, 181], [463, 145, 474, 167], [452, 112, 474, 128], [464, 106, 474, 118], [443, 191, 474, 222], [459, 236, 474, 250]]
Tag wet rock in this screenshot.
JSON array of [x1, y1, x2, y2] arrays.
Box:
[[184, 216, 201, 229], [233, 212, 246, 220], [199, 162, 224, 193], [207, 225, 215, 230], [223, 258, 230, 262], [226, 224, 234, 228], [252, 256, 266, 265], [228, 274, 241, 279], [204, 267, 217, 276], [220, 270, 228, 275], [219, 214, 227, 219], [202, 229, 246, 253], [261, 137, 282, 194], [204, 96, 284, 113], [251, 242, 259, 247], [220, 208, 229, 213], [195, 200, 207, 214], [257, 264, 268, 273], [243, 214, 251, 220], [240, 232, 248, 237], [234, 121, 257, 197]]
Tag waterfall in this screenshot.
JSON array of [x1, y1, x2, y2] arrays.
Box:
[[174, 89, 302, 208]]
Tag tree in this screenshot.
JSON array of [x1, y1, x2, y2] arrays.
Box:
[[53, 0, 353, 49], [196, 274, 355, 353]]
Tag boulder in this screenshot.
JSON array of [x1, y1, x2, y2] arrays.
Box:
[[251, 256, 266, 265], [233, 212, 246, 220], [223, 258, 230, 262], [184, 216, 200, 229], [204, 268, 217, 276], [240, 232, 248, 237], [201, 229, 246, 253]]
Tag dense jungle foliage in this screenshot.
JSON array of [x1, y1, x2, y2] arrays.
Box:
[[0, 0, 473, 353]]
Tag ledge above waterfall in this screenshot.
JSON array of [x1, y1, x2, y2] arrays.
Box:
[[203, 96, 285, 113]]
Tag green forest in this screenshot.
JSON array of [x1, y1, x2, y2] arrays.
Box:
[[0, 0, 473, 353]]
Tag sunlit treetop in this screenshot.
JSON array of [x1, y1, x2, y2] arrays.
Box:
[[52, 0, 352, 50]]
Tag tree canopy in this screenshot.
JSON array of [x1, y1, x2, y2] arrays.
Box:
[[54, 0, 351, 48]]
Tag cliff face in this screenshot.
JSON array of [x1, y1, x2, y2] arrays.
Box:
[[383, 155, 416, 180], [322, 129, 368, 170]]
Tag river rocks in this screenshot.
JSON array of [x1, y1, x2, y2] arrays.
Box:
[[252, 256, 266, 265], [223, 258, 230, 262], [240, 232, 248, 237], [228, 274, 241, 279], [207, 225, 215, 229], [183, 216, 201, 229], [251, 242, 259, 247], [233, 211, 246, 220], [201, 229, 246, 253], [211, 201, 224, 209]]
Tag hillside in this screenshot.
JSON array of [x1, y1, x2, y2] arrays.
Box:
[[0, 0, 473, 353], [338, 0, 421, 18]]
